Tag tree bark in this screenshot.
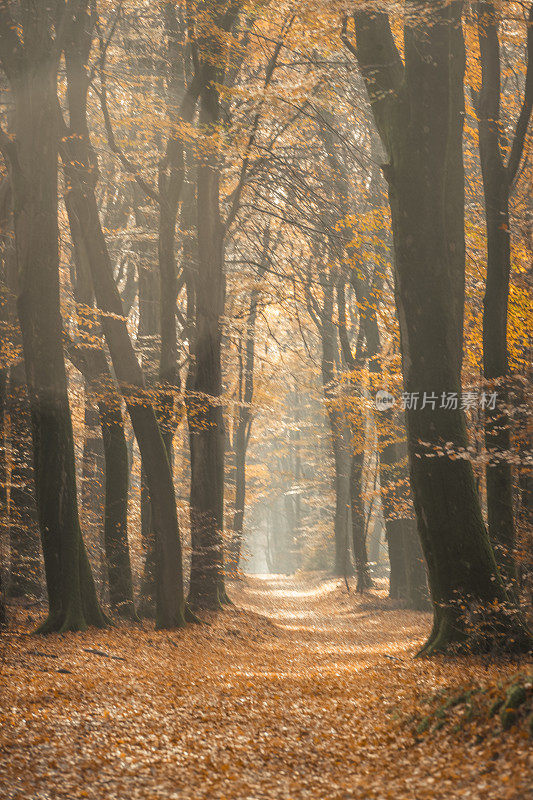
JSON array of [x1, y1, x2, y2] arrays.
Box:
[[0, 201, 42, 600]]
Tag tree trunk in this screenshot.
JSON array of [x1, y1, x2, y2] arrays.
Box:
[[403, 518, 429, 612], [187, 75, 226, 611], [80, 391, 106, 598], [2, 30, 105, 631], [7, 364, 41, 598], [138, 467, 157, 617], [1, 213, 41, 600], [350, 451, 373, 592], [0, 364, 7, 626], [332, 441, 351, 578], [378, 412, 429, 609], [70, 199, 136, 620], [474, 1, 533, 588], [315, 287, 352, 579], [98, 396, 135, 617], [227, 256, 267, 576], [350, 2, 531, 652], [61, 15, 186, 628], [134, 196, 160, 618], [228, 412, 247, 576]]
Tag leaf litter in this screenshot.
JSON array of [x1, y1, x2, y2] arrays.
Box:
[[0, 574, 531, 799]]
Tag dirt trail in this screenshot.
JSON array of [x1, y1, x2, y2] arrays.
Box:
[[0, 574, 531, 799]]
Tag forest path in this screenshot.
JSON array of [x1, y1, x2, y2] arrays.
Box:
[[0, 574, 530, 800]]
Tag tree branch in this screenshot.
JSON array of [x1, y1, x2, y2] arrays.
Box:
[[343, 11, 404, 156], [223, 14, 294, 232], [507, 2, 533, 185]]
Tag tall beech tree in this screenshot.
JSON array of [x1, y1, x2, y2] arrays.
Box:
[[187, 0, 242, 610], [68, 217, 136, 619], [61, 1, 188, 628], [344, 1, 531, 652], [472, 0, 533, 587], [0, 0, 106, 632]]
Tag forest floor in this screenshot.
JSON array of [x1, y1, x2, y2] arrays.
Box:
[[0, 573, 532, 800]]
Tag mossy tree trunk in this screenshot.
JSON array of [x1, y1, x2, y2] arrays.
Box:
[[347, 1, 531, 653]]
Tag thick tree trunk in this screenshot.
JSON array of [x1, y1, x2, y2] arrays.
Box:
[[351, 2, 531, 652], [4, 45, 105, 632], [187, 77, 226, 611]]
